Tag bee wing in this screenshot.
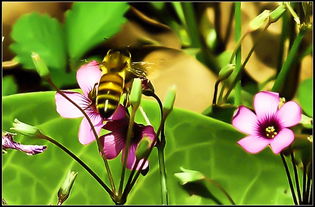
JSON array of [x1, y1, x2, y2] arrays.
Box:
[[128, 62, 153, 79]]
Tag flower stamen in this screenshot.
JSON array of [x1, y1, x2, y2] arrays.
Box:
[[265, 126, 278, 138]]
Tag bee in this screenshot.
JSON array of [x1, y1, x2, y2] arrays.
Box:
[[90, 49, 148, 119]]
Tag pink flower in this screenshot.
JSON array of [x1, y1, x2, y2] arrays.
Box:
[[55, 61, 103, 145], [100, 105, 156, 170], [232, 91, 302, 154]]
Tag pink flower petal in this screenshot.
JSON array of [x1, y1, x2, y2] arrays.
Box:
[[110, 105, 128, 121], [276, 101, 302, 128], [76, 61, 102, 97], [232, 106, 258, 135], [100, 132, 125, 159], [270, 128, 294, 154], [237, 135, 271, 154], [254, 91, 280, 120], [140, 125, 156, 142], [78, 116, 103, 145], [55, 92, 89, 118], [121, 144, 146, 170]]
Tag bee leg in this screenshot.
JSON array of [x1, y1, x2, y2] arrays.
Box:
[[84, 83, 98, 110]]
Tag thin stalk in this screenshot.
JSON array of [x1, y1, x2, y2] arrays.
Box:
[[223, 23, 270, 103], [308, 180, 312, 204], [46, 79, 116, 192], [302, 162, 307, 204], [180, 2, 201, 48], [39, 134, 114, 198], [276, 12, 288, 72], [272, 27, 307, 92], [118, 106, 137, 196], [125, 107, 167, 203], [305, 164, 312, 204], [234, 2, 242, 106], [217, 81, 226, 105], [2, 57, 20, 69], [152, 93, 169, 204], [204, 178, 236, 205], [280, 152, 298, 205], [157, 146, 168, 204], [212, 80, 220, 105], [290, 151, 302, 204]]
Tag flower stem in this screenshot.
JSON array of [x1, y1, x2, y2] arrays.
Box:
[[290, 151, 302, 204], [305, 164, 312, 204], [223, 22, 270, 103], [272, 27, 307, 92], [118, 106, 137, 197], [46, 78, 116, 193], [212, 80, 220, 105], [280, 152, 298, 205], [157, 146, 169, 205], [204, 178, 236, 205], [123, 105, 167, 204], [38, 134, 114, 198], [151, 93, 169, 205]]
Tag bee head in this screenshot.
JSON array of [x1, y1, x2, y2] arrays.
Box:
[[102, 49, 131, 72]]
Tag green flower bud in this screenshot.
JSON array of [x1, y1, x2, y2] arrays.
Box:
[[57, 171, 78, 205], [31, 52, 50, 79], [174, 167, 205, 185], [129, 78, 142, 109], [218, 64, 235, 81], [163, 85, 177, 115], [269, 4, 286, 23], [11, 119, 42, 138], [248, 10, 270, 32], [135, 137, 152, 160]]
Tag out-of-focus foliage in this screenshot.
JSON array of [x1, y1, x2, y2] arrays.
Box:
[[297, 78, 313, 117], [2, 76, 18, 96], [65, 2, 129, 66]]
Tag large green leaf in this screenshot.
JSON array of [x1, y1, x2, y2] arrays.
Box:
[[297, 78, 313, 117], [10, 13, 67, 72], [3, 92, 293, 204], [65, 2, 129, 63]]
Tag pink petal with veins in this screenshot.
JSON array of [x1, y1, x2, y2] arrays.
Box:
[[76, 61, 102, 97], [270, 128, 294, 154], [232, 106, 258, 135], [55, 92, 89, 118], [237, 135, 271, 154], [276, 101, 302, 128], [254, 91, 280, 120]]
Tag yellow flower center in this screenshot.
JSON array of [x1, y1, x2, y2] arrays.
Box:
[[265, 126, 278, 138]]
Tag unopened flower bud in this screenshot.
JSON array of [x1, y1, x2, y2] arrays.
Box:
[[269, 4, 286, 23], [135, 136, 153, 160], [130, 78, 142, 109], [218, 64, 235, 81], [57, 171, 78, 205], [248, 10, 270, 32], [31, 52, 50, 79], [11, 119, 42, 138], [2, 131, 47, 156], [163, 85, 177, 115]]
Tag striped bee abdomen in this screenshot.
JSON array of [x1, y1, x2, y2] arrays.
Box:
[[96, 73, 125, 118]]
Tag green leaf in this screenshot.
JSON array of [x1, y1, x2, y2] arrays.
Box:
[[297, 78, 313, 117], [2, 76, 18, 96], [10, 13, 67, 72], [65, 2, 129, 64], [3, 92, 294, 204]]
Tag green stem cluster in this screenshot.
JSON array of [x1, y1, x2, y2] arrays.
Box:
[[280, 151, 312, 205]]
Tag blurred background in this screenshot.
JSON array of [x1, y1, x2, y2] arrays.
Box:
[[2, 2, 313, 113]]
